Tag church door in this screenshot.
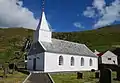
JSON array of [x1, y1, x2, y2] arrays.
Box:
[[33, 58, 36, 70]]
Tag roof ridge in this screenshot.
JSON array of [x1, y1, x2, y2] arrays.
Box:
[[52, 38, 84, 45]]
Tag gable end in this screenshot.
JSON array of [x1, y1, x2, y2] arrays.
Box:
[[28, 41, 45, 56]]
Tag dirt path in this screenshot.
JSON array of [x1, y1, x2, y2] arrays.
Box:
[[25, 73, 53, 83]]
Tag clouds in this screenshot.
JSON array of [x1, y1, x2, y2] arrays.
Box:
[[83, 0, 120, 28], [83, 7, 96, 18], [92, 0, 106, 11], [73, 22, 84, 29], [0, 0, 39, 30]]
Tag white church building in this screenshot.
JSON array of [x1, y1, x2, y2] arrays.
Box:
[[27, 9, 98, 72]]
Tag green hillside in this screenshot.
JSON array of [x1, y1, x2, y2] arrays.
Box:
[[0, 24, 120, 53], [0, 27, 33, 52], [53, 25, 120, 51]]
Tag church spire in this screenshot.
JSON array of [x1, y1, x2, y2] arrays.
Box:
[[36, 0, 45, 31], [36, 0, 50, 31], [34, 0, 52, 43]]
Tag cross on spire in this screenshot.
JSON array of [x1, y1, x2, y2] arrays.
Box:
[[42, 0, 45, 12], [36, 0, 45, 31]]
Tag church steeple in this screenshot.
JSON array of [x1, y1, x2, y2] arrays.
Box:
[[34, 0, 52, 43]]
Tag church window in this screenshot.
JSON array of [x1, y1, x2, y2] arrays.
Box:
[[81, 58, 84, 66], [89, 59, 93, 66], [71, 57, 74, 66], [59, 56, 63, 65]]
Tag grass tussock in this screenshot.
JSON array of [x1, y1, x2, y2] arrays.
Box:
[[0, 71, 27, 83]]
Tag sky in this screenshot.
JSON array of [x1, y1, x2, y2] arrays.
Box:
[[0, 0, 120, 32]]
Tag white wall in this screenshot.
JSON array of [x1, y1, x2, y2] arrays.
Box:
[[38, 30, 51, 43], [102, 51, 118, 65], [44, 52, 98, 72], [27, 53, 44, 71]]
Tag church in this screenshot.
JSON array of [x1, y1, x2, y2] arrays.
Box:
[[27, 4, 98, 72]]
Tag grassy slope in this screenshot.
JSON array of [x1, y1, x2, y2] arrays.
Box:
[[0, 24, 120, 53], [0, 28, 33, 52], [53, 25, 120, 51], [0, 71, 27, 83]]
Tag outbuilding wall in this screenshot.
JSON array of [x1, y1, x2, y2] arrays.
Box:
[[101, 51, 118, 65]]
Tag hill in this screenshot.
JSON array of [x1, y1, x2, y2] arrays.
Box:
[[53, 24, 120, 51], [0, 24, 120, 53], [0, 27, 33, 52]]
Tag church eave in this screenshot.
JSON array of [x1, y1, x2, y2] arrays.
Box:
[[44, 50, 97, 58]]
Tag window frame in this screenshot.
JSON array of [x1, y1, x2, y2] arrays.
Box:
[[59, 56, 64, 66], [81, 57, 84, 66], [71, 57, 74, 66], [89, 58, 93, 66]]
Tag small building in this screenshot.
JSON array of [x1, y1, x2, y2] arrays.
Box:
[[27, 10, 98, 73], [96, 50, 118, 70], [97, 51, 117, 65]]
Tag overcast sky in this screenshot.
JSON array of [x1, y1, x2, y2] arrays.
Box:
[[0, 0, 120, 32]]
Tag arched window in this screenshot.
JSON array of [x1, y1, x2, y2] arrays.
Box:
[[81, 58, 84, 66], [89, 59, 92, 66], [59, 56, 63, 65], [71, 57, 74, 66]]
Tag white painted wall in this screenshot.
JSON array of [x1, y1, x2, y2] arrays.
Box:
[[38, 30, 51, 43], [102, 51, 118, 65], [44, 52, 98, 72]]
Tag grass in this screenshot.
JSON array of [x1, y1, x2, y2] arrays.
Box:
[[0, 70, 27, 83], [0, 71, 119, 83], [51, 71, 120, 83]]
